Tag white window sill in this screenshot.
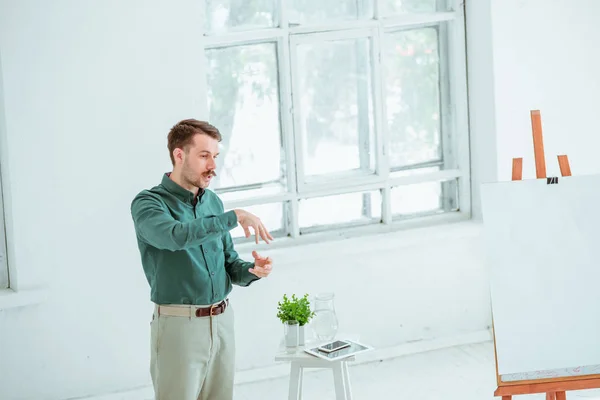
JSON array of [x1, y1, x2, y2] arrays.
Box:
[[233, 213, 484, 268], [235, 211, 482, 254], [0, 287, 48, 310]]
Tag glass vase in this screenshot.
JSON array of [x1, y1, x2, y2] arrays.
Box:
[[312, 292, 339, 341]]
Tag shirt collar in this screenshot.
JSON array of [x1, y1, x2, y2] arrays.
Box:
[[161, 173, 204, 204]]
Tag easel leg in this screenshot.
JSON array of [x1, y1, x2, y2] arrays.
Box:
[[531, 109, 547, 179], [512, 158, 523, 181], [502, 396, 512, 400], [555, 391, 566, 400], [557, 155, 572, 176], [546, 392, 556, 400]]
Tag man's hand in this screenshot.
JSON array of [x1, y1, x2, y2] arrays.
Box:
[[234, 209, 274, 244], [248, 250, 272, 278]]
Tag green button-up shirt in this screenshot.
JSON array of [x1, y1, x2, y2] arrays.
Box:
[[130, 173, 259, 305]]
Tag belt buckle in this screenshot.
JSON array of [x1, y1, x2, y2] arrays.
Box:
[[210, 303, 219, 316]]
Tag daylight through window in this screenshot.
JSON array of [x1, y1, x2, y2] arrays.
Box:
[[203, 0, 470, 241]]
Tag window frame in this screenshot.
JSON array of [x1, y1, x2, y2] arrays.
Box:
[[0, 171, 8, 289], [0, 52, 8, 290], [289, 26, 383, 193], [201, 0, 471, 244]]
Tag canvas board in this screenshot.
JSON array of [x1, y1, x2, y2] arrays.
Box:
[[480, 174, 600, 376]]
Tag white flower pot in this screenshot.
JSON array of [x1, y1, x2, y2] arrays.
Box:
[[284, 320, 299, 353]]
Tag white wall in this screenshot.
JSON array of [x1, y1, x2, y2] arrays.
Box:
[[490, 0, 600, 181], [465, 0, 498, 220], [0, 1, 495, 399]]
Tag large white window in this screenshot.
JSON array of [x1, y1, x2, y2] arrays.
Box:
[[203, 0, 470, 242]]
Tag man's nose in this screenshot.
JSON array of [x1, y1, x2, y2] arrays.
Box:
[[207, 157, 216, 169]]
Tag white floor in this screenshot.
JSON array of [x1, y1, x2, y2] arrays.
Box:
[[233, 341, 600, 400]]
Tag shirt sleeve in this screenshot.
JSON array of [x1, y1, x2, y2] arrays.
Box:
[[222, 231, 261, 287], [131, 192, 238, 251]]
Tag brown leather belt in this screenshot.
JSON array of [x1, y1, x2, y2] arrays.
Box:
[[157, 299, 229, 318]]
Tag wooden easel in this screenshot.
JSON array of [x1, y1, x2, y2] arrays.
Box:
[[510, 110, 572, 182], [493, 110, 600, 400]]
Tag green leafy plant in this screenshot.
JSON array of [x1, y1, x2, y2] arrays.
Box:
[[276, 293, 315, 326]]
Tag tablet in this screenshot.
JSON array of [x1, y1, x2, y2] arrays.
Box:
[[304, 339, 373, 361]]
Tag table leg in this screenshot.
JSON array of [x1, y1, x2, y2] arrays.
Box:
[[342, 362, 353, 400], [332, 361, 347, 400], [288, 362, 302, 400], [298, 366, 304, 399]]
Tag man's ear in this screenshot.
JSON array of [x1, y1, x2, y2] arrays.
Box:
[[173, 148, 184, 164]]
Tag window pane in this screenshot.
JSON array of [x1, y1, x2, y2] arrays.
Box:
[[295, 37, 375, 181], [289, 0, 373, 24], [205, 0, 277, 33], [218, 183, 286, 203], [391, 165, 440, 179], [230, 202, 286, 239], [299, 191, 381, 231], [383, 0, 440, 15], [206, 43, 283, 190], [391, 179, 458, 218], [385, 27, 441, 169]]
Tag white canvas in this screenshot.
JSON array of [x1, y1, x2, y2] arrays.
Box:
[[481, 174, 600, 375]]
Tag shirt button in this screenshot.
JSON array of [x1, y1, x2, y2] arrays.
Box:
[[204, 248, 208, 253], [211, 271, 215, 276]]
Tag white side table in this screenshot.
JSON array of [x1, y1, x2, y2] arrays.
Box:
[[275, 340, 355, 400]]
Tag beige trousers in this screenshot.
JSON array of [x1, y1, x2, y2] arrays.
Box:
[[150, 303, 235, 400]]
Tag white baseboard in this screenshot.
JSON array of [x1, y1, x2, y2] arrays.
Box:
[[75, 329, 492, 400]]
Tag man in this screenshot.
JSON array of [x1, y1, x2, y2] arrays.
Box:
[[130, 119, 274, 400]]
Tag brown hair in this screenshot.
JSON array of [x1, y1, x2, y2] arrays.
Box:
[[167, 119, 222, 165]]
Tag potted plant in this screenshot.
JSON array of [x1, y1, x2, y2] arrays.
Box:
[[277, 293, 315, 346]]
